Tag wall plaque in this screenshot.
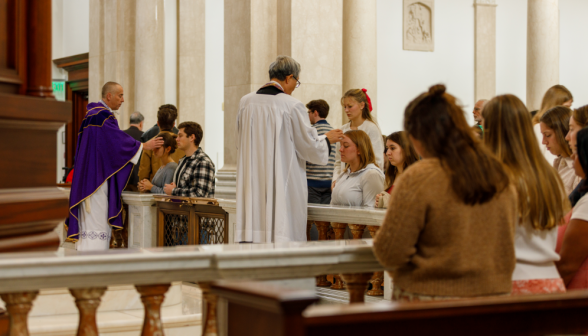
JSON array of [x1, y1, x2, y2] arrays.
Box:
[[403, 0, 435, 52]]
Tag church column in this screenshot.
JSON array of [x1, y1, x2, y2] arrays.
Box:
[[134, 0, 165, 129], [216, 0, 278, 199], [526, 0, 559, 111], [178, 0, 206, 145], [280, 0, 344, 127], [343, 0, 377, 122], [474, 0, 497, 102], [88, 0, 136, 130]]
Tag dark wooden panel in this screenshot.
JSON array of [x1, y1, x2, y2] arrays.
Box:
[[0, 93, 71, 122], [0, 231, 60, 252], [0, 0, 26, 94], [25, 0, 52, 97], [0, 198, 68, 226]]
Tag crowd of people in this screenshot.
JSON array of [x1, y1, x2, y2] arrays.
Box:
[[70, 55, 588, 302]]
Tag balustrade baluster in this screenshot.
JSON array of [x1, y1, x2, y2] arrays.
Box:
[[330, 222, 348, 290], [199, 282, 219, 336], [367, 226, 384, 296], [69, 287, 107, 336], [348, 224, 366, 239], [135, 284, 171, 336], [315, 221, 332, 287], [1, 291, 38, 336], [341, 273, 373, 303]]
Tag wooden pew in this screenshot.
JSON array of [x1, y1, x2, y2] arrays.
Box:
[[210, 281, 588, 336]]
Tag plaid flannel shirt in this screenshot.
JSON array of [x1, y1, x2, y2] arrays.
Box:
[[172, 147, 216, 198]]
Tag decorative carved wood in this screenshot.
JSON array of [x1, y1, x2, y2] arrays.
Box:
[[314, 221, 332, 287], [340, 273, 373, 303], [367, 226, 383, 296], [69, 287, 107, 336], [135, 284, 171, 336], [0, 291, 38, 336], [348, 224, 366, 240], [199, 282, 219, 336]]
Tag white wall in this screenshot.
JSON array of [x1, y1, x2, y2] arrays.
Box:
[[164, 0, 178, 107], [377, 0, 475, 136], [560, 0, 588, 109], [204, 0, 225, 170]]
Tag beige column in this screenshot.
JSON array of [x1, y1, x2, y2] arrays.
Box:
[[474, 0, 497, 102], [280, 0, 344, 128], [343, 0, 377, 122], [178, 0, 206, 145], [217, 0, 278, 199], [135, 0, 165, 129], [88, 0, 136, 130], [527, 0, 559, 111]]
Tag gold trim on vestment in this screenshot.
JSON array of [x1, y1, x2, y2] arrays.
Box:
[[78, 114, 115, 135]]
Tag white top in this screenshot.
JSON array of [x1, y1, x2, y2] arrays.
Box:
[[330, 163, 385, 207], [554, 156, 581, 196], [512, 219, 561, 281], [235, 90, 330, 243], [333, 120, 384, 180], [571, 193, 588, 222], [533, 123, 557, 165]]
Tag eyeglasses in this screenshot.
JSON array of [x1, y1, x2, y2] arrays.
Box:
[[293, 75, 301, 88]]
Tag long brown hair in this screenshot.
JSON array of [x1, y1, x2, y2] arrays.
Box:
[[572, 105, 588, 128], [539, 106, 572, 158], [341, 89, 375, 124], [404, 84, 510, 205], [156, 132, 178, 155], [532, 85, 573, 124], [343, 130, 378, 172], [384, 131, 420, 190], [483, 94, 569, 230]]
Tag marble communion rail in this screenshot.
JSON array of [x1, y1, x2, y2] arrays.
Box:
[[0, 240, 383, 335]]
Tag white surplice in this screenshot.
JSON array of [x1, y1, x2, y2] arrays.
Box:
[[76, 144, 143, 251], [235, 90, 330, 243]]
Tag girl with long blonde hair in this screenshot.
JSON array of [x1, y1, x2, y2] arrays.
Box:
[[333, 89, 384, 180], [483, 94, 570, 295], [532, 85, 573, 164], [330, 130, 384, 207]]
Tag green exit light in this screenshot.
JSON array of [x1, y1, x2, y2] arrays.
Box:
[[52, 81, 65, 93]]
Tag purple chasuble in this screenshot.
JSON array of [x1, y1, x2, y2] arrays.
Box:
[[66, 102, 141, 242]]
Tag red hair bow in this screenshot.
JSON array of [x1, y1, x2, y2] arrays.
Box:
[[362, 88, 373, 112]]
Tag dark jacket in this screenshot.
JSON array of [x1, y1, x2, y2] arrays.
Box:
[[141, 124, 179, 142], [123, 126, 144, 191]]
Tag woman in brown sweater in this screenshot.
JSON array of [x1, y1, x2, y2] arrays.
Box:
[[373, 84, 518, 301]]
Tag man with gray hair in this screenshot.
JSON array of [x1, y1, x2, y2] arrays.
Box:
[[472, 99, 487, 126], [235, 55, 344, 243], [123, 112, 145, 191]]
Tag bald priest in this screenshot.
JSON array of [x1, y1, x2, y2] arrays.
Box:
[[66, 82, 163, 251]]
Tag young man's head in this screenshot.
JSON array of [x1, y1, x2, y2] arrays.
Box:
[[177, 121, 203, 152], [157, 104, 178, 131], [306, 99, 330, 124]]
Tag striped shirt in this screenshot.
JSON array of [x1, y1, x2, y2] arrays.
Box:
[[306, 120, 336, 188]]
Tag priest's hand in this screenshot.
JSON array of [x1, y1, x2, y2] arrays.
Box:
[[325, 129, 344, 143], [164, 182, 176, 196], [143, 136, 164, 151]]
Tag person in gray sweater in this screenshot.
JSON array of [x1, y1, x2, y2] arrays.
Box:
[[138, 132, 179, 194]]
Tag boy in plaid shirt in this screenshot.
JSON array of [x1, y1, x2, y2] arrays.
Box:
[[163, 122, 215, 198]]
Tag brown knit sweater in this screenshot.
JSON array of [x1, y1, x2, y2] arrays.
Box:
[[373, 158, 517, 297]]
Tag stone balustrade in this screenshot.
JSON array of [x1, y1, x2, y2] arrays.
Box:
[[0, 240, 383, 335]]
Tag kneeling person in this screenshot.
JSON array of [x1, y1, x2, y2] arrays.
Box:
[[164, 122, 215, 198], [138, 132, 179, 194]]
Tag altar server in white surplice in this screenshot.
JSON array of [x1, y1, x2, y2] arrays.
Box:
[[235, 56, 344, 243]]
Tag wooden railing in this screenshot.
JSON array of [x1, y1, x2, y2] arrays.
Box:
[[0, 239, 382, 335], [211, 280, 588, 336]]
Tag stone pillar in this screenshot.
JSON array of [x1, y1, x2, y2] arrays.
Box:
[[343, 0, 377, 122], [526, 0, 559, 111], [178, 0, 206, 146], [217, 0, 278, 199], [88, 0, 137, 130], [135, 0, 165, 129], [280, 0, 344, 128], [474, 0, 497, 102]]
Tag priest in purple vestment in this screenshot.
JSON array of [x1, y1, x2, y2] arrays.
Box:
[[66, 82, 163, 250]]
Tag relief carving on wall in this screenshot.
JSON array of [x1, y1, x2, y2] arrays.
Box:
[[403, 0, 434, 52]]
